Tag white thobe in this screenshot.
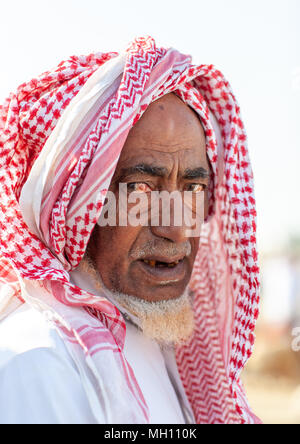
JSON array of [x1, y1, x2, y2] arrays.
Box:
[[0, 303, 194, 424]]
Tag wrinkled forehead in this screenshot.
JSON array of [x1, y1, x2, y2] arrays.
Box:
[[114, 92, 209, 174], [127, 93, 205, 143]]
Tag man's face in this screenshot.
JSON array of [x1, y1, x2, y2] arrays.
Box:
[[89, 93, 210, 303]]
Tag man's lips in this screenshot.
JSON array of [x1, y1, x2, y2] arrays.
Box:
[[140, 253, 185, 265], [135, 256, 187, 283]]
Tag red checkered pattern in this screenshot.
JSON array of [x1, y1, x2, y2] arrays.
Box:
[[0, 37, 260, 423]]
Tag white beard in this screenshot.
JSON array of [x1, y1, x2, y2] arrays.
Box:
[[79, 255, 195, 346]]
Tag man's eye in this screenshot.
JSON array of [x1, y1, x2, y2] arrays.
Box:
[[127, 182, 152, 193], [185, 183, 206, 192]]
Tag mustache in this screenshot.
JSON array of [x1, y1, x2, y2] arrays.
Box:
[[130, 240, 192, 261]]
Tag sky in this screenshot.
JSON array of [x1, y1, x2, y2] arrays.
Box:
[[0, 0, 299, 253]]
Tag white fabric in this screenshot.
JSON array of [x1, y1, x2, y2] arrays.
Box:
[[69, 266, 195, 424], [0, 304, 98, 424], [0, 295, 194, 424], [124, 322, 186, 424]]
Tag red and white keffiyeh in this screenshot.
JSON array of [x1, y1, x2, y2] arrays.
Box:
[[0, 36, 260, 424]]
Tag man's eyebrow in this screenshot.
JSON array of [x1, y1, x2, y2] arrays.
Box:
[[118, 164, 210, 181], [183, 167, 210, 179], [119, 163, 168, 179]]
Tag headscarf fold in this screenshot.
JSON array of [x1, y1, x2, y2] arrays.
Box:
[[0, 36, 260, 423]]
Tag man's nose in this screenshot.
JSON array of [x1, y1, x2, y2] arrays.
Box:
[[149, 196, 191, 243], [150, 223, 190, 244]]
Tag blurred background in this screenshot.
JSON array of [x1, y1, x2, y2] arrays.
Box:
[[0, 0, 299, 424]]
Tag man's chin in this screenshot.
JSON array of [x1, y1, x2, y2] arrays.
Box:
[[141, 301, 195, 346], [112, 289, 195, 346], [80, 255, 195, 346]]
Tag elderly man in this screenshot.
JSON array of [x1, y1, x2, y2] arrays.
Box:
[[0, 37, 260, 424]]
